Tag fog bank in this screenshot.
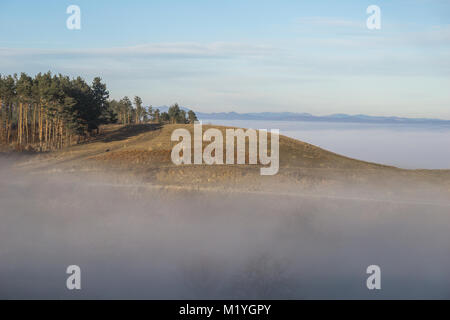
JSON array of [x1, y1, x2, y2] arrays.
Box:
[[1, 159, 450, 299]]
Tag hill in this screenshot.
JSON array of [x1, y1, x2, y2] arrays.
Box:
[[11, 123, 449, 203]]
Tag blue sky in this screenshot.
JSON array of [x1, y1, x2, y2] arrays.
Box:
[[1, 0, 449, 118]]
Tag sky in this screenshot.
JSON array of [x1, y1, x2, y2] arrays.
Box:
[[0, 0, 449, 118]]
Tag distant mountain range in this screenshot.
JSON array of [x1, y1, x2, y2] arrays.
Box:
[[155, 106, 450, 125]]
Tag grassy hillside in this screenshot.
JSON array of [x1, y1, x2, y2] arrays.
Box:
[[13, 123, 450, 199]]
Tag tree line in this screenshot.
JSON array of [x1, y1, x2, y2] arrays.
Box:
[[0, 72, 198, 151], [108, 99, 197, 126]]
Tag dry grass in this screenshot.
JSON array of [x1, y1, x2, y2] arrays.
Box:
[[12, 123, 450, 199]]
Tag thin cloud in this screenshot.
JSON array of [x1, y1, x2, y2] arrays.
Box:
[[296, 17, 364, 28], [0, 42, 275, 59]]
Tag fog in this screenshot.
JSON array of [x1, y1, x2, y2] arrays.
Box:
[[201, 120, 450, 170], [1, 158, 450, 299]]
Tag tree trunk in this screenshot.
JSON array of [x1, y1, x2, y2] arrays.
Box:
[[0, 98, 3, 143], [24, 103, 29, 145], [18, 102, 23, 146], [32, 103, 37, 144]]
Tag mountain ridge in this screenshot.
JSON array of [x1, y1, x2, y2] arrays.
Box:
[[195, 111, 450, 124], [152, 106, 450, 124]]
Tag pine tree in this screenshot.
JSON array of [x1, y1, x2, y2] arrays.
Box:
[[188, 110, 198, 124], [134, 96, 143, 124], [160, 111, 170, 123], [147, 106, 153, 122], [121, 96, 133, 125], [168, 103, 186, 124], [154, 109, 161, 123]]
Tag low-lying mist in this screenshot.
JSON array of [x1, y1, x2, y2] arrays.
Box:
[[1, 157, 450, 299]]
